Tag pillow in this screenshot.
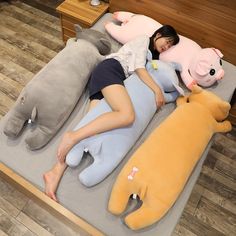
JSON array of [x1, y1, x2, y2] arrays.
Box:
[[108, 86, 232, 230], [65, 60, 182, 187], [3, 28, 110, 150], [160, 38, 224, 89], [105, 11, 225, 89], [105, 11, 161, 44]]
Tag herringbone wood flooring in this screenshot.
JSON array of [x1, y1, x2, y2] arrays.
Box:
[[0, 1, 235, 235]]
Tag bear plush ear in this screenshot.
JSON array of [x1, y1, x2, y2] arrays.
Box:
[[75, 24, 111, 55], [191, 85, 203, 94]]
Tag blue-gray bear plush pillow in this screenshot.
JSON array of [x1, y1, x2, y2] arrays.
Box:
[[65, 59, 183, 187]]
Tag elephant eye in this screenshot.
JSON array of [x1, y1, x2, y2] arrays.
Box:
[[210, 69, 215, 76], [220, 59, 222, 66]]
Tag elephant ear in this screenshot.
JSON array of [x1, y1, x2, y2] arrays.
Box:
[[75, 24, 111, 55], [75, 24, 82, 33], [97, 38, 112, 55]]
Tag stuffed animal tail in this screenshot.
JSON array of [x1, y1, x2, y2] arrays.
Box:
[[173, 83, 185, 96], [168, 62, 185, 96], [28, 106, 37, 123]]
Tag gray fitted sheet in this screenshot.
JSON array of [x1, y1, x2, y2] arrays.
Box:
[[1, 13, 236, 236]]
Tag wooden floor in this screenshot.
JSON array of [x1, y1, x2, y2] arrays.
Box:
[[0, 1, 235, 235]]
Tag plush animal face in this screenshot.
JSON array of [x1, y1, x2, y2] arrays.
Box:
[[189, 85, 230, 121], [189, 48, 224, 87], [75, 24, 111, 55]]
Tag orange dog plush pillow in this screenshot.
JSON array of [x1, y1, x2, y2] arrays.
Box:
[[108, 86, 232, 230]]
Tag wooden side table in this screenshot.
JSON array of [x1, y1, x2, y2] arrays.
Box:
[[56, 0, 109, 42]]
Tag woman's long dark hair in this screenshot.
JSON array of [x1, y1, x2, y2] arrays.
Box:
[[149, 25, 179, 59]]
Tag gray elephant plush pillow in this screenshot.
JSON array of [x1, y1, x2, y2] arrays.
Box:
[[3, 28, 111, 150]]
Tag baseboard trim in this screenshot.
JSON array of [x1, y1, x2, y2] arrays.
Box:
[[20, 0, 62, 17]]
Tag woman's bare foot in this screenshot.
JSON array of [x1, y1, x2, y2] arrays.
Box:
[[43, 162, 67, 202], [57, 131, 77, 163]]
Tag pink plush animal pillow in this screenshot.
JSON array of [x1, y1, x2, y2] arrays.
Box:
[[105, 11, 162, 44], [160, 36, 224, 89], [105, 11, 224, 89]]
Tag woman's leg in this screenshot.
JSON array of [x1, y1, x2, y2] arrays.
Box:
[[44, 85, 134, 201], [43, 162, 67, 202], [57, 84, 135, 162], [88, 99, 100, 111], [43, 100, 99, 201]]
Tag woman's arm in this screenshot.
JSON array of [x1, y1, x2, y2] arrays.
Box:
[[135, 68, 165, 108], [116, 35, 165, 108]]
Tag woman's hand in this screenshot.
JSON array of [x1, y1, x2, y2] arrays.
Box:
[[135, 68, 165, 108], [57, 131, 76, 163], [154, 88, 165, 108]]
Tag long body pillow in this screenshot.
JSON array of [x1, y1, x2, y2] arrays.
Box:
[[3, 28, 110, 150], [108, 86, 232, 230], [4, 26, 111, 150], [105, 11, 224, 89], [65, 60, 183, 187]]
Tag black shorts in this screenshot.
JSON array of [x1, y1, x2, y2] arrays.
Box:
[[88, 58, 126, 100]]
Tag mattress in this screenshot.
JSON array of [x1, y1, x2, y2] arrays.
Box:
[[0, 13, 236, 236]]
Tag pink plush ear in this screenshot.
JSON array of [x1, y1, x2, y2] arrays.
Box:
[[195, 61, 210, 76], [212, 48, 223, 58]]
